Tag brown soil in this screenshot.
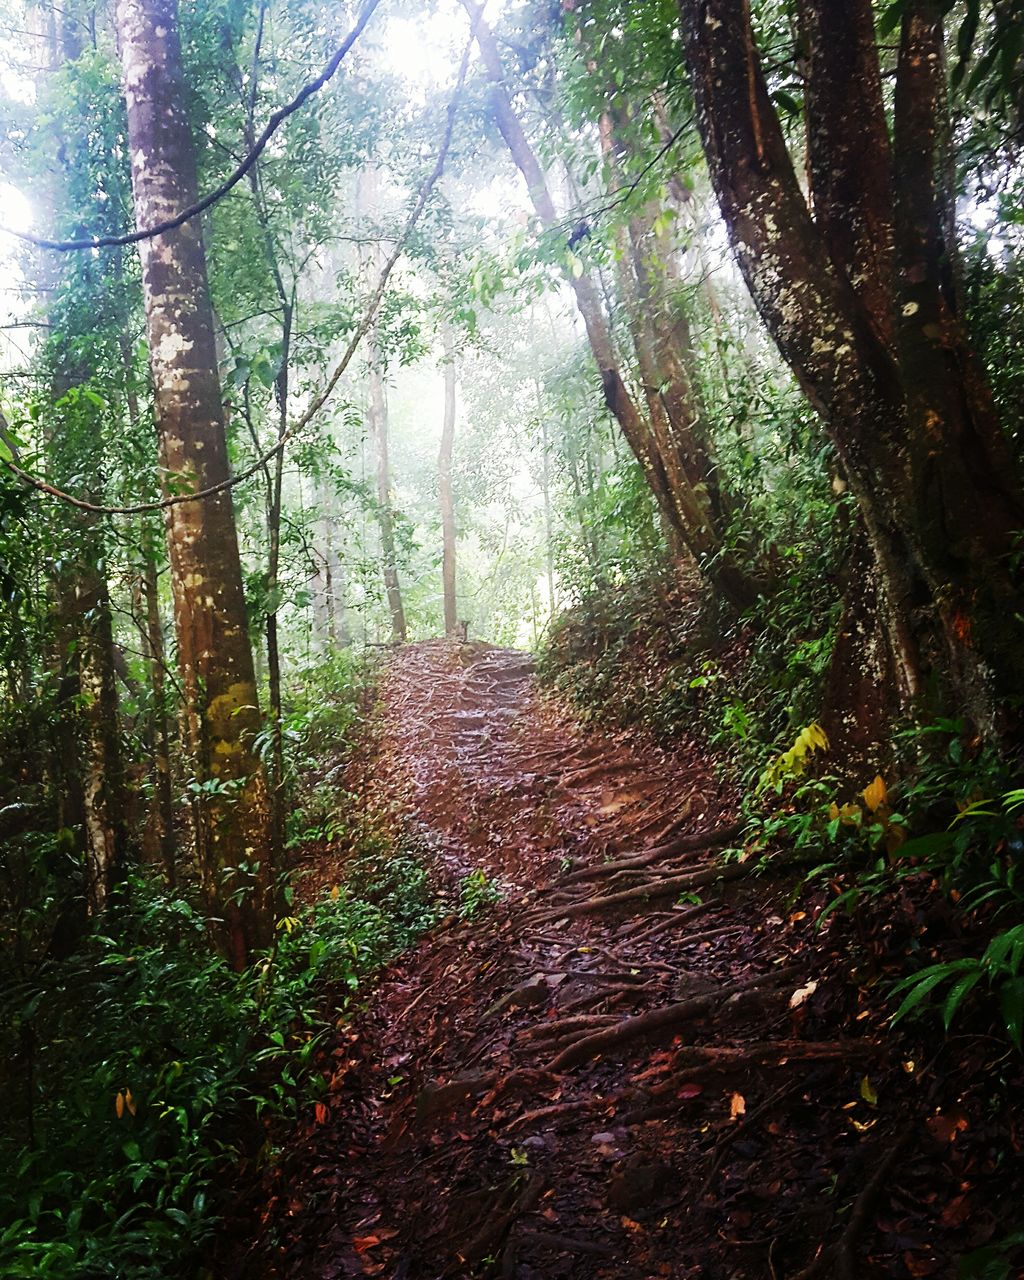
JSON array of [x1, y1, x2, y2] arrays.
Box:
[[222, 641, 1024, 1280]]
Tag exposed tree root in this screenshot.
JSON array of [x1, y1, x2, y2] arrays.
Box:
[[544, 967, 798, 1071], [673, 923, 746, 948], [530, 859, 752, 924], [616, 902, 712, 942], [557, 822, 744, 885], [623, 1039, 881, 1123], [505, 1099, 601, 1131], [455, 1170, 546, 1267], [558, 983, 654, 1014], [513, 1230, 614, 1256], [520, 1014, 621, 1042], [790, 1123, 915, 1280]]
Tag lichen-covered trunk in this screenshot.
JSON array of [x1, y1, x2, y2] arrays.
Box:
[[679, 0, 1024, 737], [439, 331, 458, 637], [117, 0, 273, 964]]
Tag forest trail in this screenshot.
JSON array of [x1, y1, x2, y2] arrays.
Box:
[[229, 644, 956, 1279]]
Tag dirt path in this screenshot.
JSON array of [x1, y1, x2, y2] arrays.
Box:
[[228, 642, 1014, 1280]]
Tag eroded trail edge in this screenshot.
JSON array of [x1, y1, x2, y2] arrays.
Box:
[[231, 643, 978, 1280]]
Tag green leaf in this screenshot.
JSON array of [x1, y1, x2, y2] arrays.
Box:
[[878, 0, 908, 37], [890, 963, 972, 1023], [942, 968, 983, 1030], [1000, 977, 1024, 1049]]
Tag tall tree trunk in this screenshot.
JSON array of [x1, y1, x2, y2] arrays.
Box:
[[679, 0, 1024, 735], [533, 373, 557, 614], [439, 329, 458, 636], [140, 524, 177, 884], [464, 2, 759, 611], [32, 3, 127, 915], [117, 0, 274, 965], [367, 360, 407, 643]]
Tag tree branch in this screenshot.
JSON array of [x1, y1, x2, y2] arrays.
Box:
[[0, 0, 381, 253]]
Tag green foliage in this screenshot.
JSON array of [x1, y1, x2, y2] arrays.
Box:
[[757, 722, 829, 792], [0, 854, 437, 1278], [458, 867, 502, 919]]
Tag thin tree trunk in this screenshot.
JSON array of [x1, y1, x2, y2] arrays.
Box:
[[32, 6, 127, 915], [368, 360, 407, 642], [533, 374, 556, 614], [117, 0, 273, 965], [140, 527, 177, 884], [464, 2, 759, 611], [439, 328, 458, 636]]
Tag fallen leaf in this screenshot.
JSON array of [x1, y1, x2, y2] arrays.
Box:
[[677, 1082, 704, 1099], [860, 1076, 878, 1106], [314, 1102, 328, 1124], [941, 1193, 972, 1227], [729, 1092, 746, 1120], [789, 980, 818, 1008], [926, 1111, 968, 1144], [115, 1091, 124, 1119], [124, 1088, 137, 1117], [352, 1236, 380, 1255], [903, 1252, 941, 1276]]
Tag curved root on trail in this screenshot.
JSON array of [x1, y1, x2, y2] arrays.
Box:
[[455, 1170, 546, 1267], [530, 858, 752, 924], [790, 1123, 915, 1280], [544, 966, 800, 1072], [557, 822, 744, 885]]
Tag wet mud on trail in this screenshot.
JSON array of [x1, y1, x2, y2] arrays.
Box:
[[225, 642, 1023, 1280]]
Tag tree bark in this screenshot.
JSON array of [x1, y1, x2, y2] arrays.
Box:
[[679, 0, 1024, 735], [465, 2, 759, 610], [117, 0, 274, 965], [439, 327, 458, 636], [368, 359, 407, 643], [32, 5, 127, 916]]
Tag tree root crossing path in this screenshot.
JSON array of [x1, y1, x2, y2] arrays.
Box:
[[233, 642, 948, 1279]]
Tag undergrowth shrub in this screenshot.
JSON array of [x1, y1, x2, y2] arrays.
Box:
[[0, 845, 436, 1279], [745, 720, 1024, 1048]]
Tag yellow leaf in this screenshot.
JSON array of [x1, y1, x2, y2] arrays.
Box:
[[862, 775, 888, 813], [125, 1088, 137, 1116], [330, 885, 340, 901], [860, 1075, 878, 1106], [806, 723, 829, 752], [115, 1091, 125, 1119], [729, 1091, 746, 1120]]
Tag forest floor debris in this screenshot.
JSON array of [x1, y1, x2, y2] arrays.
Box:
[[219, 642, 1024, 1279]]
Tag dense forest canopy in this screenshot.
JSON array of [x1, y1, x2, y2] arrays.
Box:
[[0, 0, 1023, 1274]]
